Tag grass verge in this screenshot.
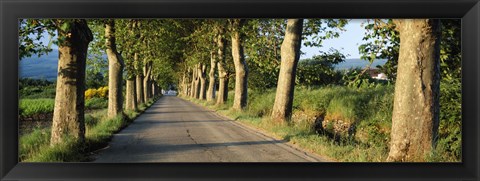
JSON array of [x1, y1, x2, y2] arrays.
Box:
[[181, 85, 460, 162], [19, 96, 161, 162]]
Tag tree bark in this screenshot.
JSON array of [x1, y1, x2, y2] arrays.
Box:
[[271, 19, 304, 122], [387, 19, 441, 162], [125, 76, 137, 111], [198, 63, 207, 100], [50, 19, 93, 145], [231, 19, 248, 110], [143, 60, 152, 103], [182, 70, 188, 96], [186, 68, 192, 97], [216, 31, 228, 105], [136, 60, 144, 105], [152, 81, 157, 97], [105, 20, 125, 119], [190, 66, 197, 98], [206, 51, 217, 102], [194, 64, 201, 99]]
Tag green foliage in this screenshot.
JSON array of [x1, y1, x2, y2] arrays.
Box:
[[358, 19, 399, 82], [19, 99, 55, 118], [296, 49, 345, 86], [19, 128, 51, 161], [435, 77, 462, 161], [19, 19, 57, 60], [341, 68, 389, 89], [19, 97, 108, 119], [86, 72, 108, 89], [85, 98, 108, 110], [246, 89, 277, 117], [19, 78, 56, 99], [302, 19, 348, 47]]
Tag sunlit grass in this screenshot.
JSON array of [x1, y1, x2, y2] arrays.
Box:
[[181, 85, 458, 162], [19, 95, 161, 162]]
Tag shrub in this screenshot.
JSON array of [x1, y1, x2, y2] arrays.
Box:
[[85, 86, 108, 100], [85, 89, 97, 100], [85, 97, 108, 110]]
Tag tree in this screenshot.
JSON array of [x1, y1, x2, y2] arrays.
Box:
[[117, 19, 141, 111], [296, 49, 345, 86], [271, 19, 304, 122], [19, 19, 93, 145], [206, 50, 217, 101], [230, 19, 248, 110], [216, 26, 229, 105], [198, 63, 207, 99], [243, 19, 284, 90], [50, 19, 93, 145], [105, 19, 125, 118], [387, 19, 441, 162], [143, 60, 153, 103]]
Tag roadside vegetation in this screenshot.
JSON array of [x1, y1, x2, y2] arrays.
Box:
[[19, 78, 160, 162], [184, 80, 460, 162], [19, 18, 461, 162]]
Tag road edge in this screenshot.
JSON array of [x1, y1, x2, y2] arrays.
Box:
[[177, 96, 337, 162]]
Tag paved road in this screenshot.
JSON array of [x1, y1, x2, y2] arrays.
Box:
[[94, 95, 328, 162]]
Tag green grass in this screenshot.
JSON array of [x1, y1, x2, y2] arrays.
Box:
[[19, 98, 55, 118], [181, 85, 459, 162], [19, 95, 161, 162], [19, 98, 109, 119]]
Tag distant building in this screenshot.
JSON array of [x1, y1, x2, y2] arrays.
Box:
[[368, 68, 388, 80]]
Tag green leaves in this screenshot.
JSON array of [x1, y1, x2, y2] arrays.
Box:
[[19, 19, 57, 60], [296, 49, 345, 87]]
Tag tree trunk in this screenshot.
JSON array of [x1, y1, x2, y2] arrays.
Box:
[[50, 20, 93, 145], [152, 81, 157, 97], [193, 64, 201, 99], [198, 63, 207, 100], [125, 76, 137, 111], [105, 20, 125, 119], [206, 51, 217, 101], [387, 19, 441, 162], [231, 19, 248, 110], [143, 60, 152, 103], [136, 69, 144, 105], [190, 66, 197, 98], [216, 31, 228, 105], [271, 19, 304, 122], [186, 68, 192, 97], [182, 70, 188, 96]]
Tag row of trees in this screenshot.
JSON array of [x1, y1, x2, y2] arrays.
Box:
[[20, 18, 453, 161], [177, 19, 446, 162]]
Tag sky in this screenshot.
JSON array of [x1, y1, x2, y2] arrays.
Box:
[[300, 19, 366, 59], [37, 19, 369, 59]]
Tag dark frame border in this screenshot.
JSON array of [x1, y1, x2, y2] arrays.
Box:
[[1, 0, 479, 180]]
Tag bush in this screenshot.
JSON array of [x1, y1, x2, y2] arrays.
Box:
[[85, 97, 108, 110], [20, 85, 56, 99], [85, 86, 108, 100]]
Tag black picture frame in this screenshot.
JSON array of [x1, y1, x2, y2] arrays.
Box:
[[1, 0, 479, 180]]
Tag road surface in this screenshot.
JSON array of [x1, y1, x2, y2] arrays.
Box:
[[94, 95, 328, 162]]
